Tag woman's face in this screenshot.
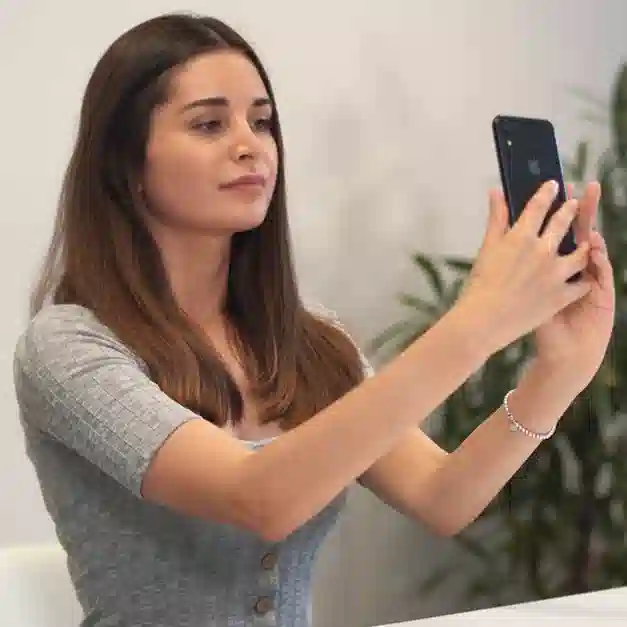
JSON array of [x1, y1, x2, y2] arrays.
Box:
[[140, 49, 279, 236]]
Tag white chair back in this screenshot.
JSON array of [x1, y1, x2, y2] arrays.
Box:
[[0, 544, 82, 626]]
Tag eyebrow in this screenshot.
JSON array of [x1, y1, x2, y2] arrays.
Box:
[[179, 97, 272, 113]]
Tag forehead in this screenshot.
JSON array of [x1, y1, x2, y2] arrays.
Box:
[[167, 50, 269, 105]]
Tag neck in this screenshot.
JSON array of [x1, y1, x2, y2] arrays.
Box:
[[158, 232, 232, 327]]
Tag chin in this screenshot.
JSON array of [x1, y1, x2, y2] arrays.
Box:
[[230, 219, 266, 234], [210, 206, 270, 234], [232, 201, 271, 231]]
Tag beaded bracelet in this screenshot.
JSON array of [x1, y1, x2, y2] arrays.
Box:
[[503, 389, 556, 441]]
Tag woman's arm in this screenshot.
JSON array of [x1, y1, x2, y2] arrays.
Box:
[[141, 178, 594, 540], [142, 304, 489, 541], [358, 360, 579, 537]]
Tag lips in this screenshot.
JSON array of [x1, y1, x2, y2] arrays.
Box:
[[219, 174, 266, 189]]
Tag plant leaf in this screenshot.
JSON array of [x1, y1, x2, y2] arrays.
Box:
[[419, 565, 458, 596], [410, 252, 445, 297], [397, 292, 440, 317], [367, 319, 415, 354], [452, 532, 493, 563], [442, 255, 473, 274], [566, 86, 608, 112]]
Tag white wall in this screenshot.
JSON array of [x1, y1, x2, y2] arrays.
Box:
[[1, 1, 626, 626]]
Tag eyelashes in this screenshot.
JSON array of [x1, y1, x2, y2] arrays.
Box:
[[193, 117, 273, 135]]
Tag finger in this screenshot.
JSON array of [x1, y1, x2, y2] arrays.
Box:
[[556, 239, 590, 281], [573, 181, 601, 243], [581, 231, 613, 286], [591, 248, 614, 295], [556, 275, 593, 310], [542, 197, 580, 252], [516, 180, 560, 236], [583, 248, 602, 284], [589, 229, 608, 255], [482, 188, 509, 247]]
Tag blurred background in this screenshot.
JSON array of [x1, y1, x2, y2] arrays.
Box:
[[2, 1, 627, 626]]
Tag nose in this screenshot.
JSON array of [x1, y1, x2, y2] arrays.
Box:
[[228, 118, 263, 162]]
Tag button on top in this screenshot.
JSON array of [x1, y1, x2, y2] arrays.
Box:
[[261, 551, 278, 570], [254, 596, 274, 615]]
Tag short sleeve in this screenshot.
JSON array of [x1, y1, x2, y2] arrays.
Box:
[[13, 305, 198, 498]]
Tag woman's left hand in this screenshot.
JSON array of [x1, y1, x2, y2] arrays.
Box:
[[531, 181, 615, 393]]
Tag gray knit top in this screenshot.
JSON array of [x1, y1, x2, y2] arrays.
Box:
[[13, 304, 355, 627]]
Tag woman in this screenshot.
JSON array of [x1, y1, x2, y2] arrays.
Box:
[[13, 11, 614, 627]]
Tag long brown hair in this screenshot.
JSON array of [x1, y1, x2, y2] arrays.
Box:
[[30, 12, 366, 430]]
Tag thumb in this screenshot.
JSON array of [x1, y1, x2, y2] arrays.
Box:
[[481, 188, 509, 248]]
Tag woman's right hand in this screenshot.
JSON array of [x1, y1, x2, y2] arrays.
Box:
[[454, 180, 593, 357]]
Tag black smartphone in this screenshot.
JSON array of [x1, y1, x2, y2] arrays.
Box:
[[492, 115, 577, 259]]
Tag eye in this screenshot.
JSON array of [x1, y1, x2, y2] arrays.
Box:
[[253, 117, 273, 132], [193, 120, 222, 134]]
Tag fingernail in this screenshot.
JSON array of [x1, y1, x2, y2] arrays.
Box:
[[543, 180, 557, 195]]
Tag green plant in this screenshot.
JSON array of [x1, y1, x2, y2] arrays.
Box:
[[369, 62, 627, 608]]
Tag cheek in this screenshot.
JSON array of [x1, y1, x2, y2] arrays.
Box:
[[163, 137, 220, 182], [266, 140, 279, 188], [144, 140, 219, 205]]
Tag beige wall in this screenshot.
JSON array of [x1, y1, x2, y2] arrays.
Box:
[[2, 1, 626, 625]]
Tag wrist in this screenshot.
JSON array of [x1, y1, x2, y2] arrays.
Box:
[[503, 389, 556, 440], [525, 356, 588, 398], [508, 360, 581, 433], [446, 299, 498, 364]]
